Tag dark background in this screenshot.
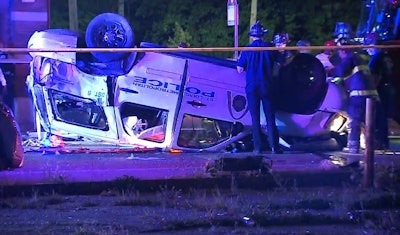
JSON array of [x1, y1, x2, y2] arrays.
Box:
[[50, 0, 361, 57]]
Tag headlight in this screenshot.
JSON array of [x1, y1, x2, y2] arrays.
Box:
[[326, 113, 348, 132]]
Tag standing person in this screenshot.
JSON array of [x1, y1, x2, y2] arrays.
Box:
[[316, 40, 335, 82], [272, 32, 292, 79], [329, 34, 379, 154], [237, 20, 285, 154], [365, 32, 394, 150], [0, 43, 6, 103], [316, 40, 335, 71], [273, 32, 292, 59], [0, 65, 6, 104], [0, 42, 15, 111], [296, 40, 311, 54]]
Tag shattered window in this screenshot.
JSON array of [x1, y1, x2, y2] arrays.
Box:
[[50, 90, 108, 130], [177, 114, 232, 149], [121, 103, 168, 143]]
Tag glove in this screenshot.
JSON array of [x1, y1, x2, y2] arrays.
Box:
[[330, 77, 343, 84]]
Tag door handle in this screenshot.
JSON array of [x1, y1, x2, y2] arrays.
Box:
[[187, 100, 206, 107]]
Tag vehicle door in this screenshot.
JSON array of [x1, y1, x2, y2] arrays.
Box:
[[172, 57, 250, 151], [31, 59, 119, 142], [115, 52, 187, 148]]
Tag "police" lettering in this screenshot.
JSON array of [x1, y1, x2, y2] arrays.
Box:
[[185, 87, 215, 97], [133, 76, 215, 98], [134, 76, 180, 91]]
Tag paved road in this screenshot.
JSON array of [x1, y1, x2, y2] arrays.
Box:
[[0, 138, 399, 193]]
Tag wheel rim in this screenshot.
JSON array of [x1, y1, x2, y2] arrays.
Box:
[[93, 22, 127, 48]]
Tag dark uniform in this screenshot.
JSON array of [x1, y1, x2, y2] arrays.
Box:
[[237, 21, 285, 154], [0, 52, 15, 112], [369, 50, 394, 149], [329, 49, 379, 153]]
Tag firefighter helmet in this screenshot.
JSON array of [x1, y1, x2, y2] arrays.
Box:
[[248, 20, 268, 37], [324, 40, 335, 47], [332, 22, 352, 38], [296, 40, 310, 47], [273, 33, 290, 45]]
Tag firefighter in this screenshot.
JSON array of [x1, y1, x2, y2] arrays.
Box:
[[296, 40, 311, 54], [272, 32, 292, 79], [273, 32, 292, 59], [332, 22, 352, 39], [236, 21, 285, 154], [364, 32, 394, 150], [328, 24, 379, 153]]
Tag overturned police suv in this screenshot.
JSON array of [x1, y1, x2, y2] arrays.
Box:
[[25, 13, 350, 153]]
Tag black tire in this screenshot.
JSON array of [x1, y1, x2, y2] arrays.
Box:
[[0, 103, 24, 170], [85, 13, 134, 62], [277, 53, 328, 114]]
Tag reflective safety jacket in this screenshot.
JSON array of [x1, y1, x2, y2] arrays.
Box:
[[330, 51, 378, 97]]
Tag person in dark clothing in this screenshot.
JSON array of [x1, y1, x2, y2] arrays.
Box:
[[0, 66, 6, 100], [272, 32, 292, 78], [365, 33, 394, 150], [0, 42, 15, 112], [0, 62, 15, 112], [329, 36, 379, 153], [296, 40, 311, 54], [236, 20, 285, 154]]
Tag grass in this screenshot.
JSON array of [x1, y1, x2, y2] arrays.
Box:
[[1, 165, 399, 234], [1, 187, 399, 233]]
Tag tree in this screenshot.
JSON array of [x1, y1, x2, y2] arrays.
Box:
[[50, 0, 361, 57]]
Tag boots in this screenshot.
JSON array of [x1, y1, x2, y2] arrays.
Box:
[[343, 140, 360, 154]]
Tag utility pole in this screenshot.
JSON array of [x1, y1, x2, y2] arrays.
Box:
[[68, 0, 78, 31], [250, 0, 257, 43]]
